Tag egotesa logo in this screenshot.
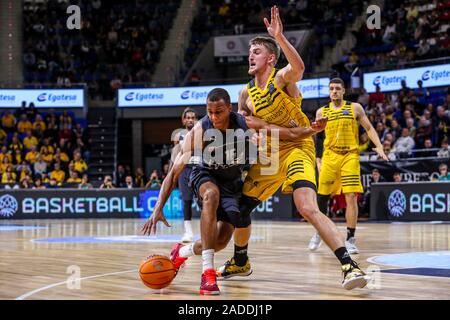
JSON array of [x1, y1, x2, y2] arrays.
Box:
[[37, 93, 47, 102], [181, 90, 190, 100], [422, 70, 431, 81], [373, 76, 381, 86], [125, 92, 135, 101]]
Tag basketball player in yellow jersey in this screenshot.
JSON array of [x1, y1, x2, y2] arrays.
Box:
[[308, 78, 388, 254], [215, 6, 370, 290]]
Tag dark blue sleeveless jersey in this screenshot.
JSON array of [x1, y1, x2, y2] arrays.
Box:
[[196, 111, 253, 181]]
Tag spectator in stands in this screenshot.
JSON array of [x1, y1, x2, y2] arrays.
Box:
[[47, 177, 59, 189], [421, 139, 435, 157], [362, 168, 386, 214], [357, 88, 369, 107], [371, 140, 397, 161], [393, 172, 403, 183], [59, 111, 73, 129], [134, 167, 147, 188], [405, 118, 416, 139], [1, 111, 16, 133], [116, 165, 127, 187], [33, 177, 46, 189], [40, 146, 53, 164], [79, 174, 93, 189], [358, 132, 370, 152], [0, 156, 12, 174], [13, 149, 22, 165], [50, 162, 65, 184], [189, 70, 201, 86], [33, 154, 47, 176], [124, 175, 136, 189], [437, 139, 450, 158], [59, 124, 74, 142], [414, 80, 429, 106], [435, 106, 450, 145], [20, 177, 32, 189], [438, 163, 450, 181], [54, 147, 70, 163], [33, 114, 46, 131], [369, 85, 386, 105], [9, 135, 23, 153], [1, 166, 16, 184], [0, 146, 11, 164], [17, 114, 33, 134], [415, 116, 433, 148], [23, 130, 39, 151], [389, 119, 402, 141], [100, 175, 115, 189], [393, 127, 415, 158], [0, 127, 6, 145], [67, 171, 82, 183], [25, 145, 39, 164], [72, 152, 88, 174], [44, 120, 59, 141], [145, 170, 161, 189]]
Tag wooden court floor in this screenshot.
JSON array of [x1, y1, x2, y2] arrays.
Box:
[[0, 218, 449, 300]]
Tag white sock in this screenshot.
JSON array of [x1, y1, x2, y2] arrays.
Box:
[[184, 220, 193, 235], [179, 243, 195, 258], [202, 249, 214, 272]]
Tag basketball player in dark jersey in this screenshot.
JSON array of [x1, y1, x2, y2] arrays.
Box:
[[142, 88, 256, 295], [171, 108, 198, 242]]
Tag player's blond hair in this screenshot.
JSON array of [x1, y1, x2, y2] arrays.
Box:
[[249, 36, 280, 65]]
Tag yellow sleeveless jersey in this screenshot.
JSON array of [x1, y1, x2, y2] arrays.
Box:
[[247, 68, 314, 153], [322, 101, 359, 153]]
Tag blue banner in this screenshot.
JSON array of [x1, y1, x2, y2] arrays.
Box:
[[364, 63, 450, 93], [0, 89, 85, 108]]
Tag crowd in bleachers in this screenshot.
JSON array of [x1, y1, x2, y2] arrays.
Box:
[[354, 83, 450, 159], [0, 104, 91, 189], [23, 0, 180, 99], [334, 0, 450, 82], [183, 0, 363, 83]]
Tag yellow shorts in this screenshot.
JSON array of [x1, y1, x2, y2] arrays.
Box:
[[243, 147, 316, 202], [317, 149, 363, 195]]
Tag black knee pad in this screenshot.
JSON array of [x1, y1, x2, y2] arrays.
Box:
[[317, 194, 330, 215], [229, 195, 260, 228], [227, 211, 252, 228]]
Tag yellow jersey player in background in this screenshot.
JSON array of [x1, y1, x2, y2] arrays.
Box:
[[215, 6, 370, 290], [308, 78, 388, 254]]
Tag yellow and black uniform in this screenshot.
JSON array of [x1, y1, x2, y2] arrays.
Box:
[[243, 68, 316, 201], [318, 101, 363, 195]]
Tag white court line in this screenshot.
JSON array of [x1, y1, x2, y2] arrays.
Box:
[[15, 269, 137, 300]]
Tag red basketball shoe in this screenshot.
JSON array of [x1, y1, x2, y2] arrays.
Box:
[[200, 268, 220, 295], [170, 243, 188, 276]]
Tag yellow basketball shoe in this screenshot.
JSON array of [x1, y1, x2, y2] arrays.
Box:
[[216, 257, 253, 279], [341, 262, 370, 290]]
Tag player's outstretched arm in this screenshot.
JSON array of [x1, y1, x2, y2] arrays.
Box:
[[245, 115, 326, 140], [142, 126, 198, 235], [265, 6, 305, 83], [355, 103, 388, 161]]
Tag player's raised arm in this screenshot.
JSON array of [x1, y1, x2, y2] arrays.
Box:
[[265, 6, 305, 83], [354, 103, 388, 161], [142, 123, 201, 235]]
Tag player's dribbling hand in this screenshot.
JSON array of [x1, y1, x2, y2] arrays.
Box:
[[311, 117, 328, 132], [264, 6, 283, 39], [141, 209, 171, 236], [373, 146, 389, 161]]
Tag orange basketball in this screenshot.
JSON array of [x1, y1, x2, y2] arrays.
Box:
[[139, 255, 176, 289]]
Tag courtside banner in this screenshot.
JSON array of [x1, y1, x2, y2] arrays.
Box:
[[0, 188, 285, 219], [214, 30, 309, 57], [118, 78, 329, 107], [370, 182, 450, 221], [364, 63, 450, 93], [0, 89, 85, 108]]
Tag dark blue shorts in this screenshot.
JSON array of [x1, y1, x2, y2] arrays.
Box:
[[189, 166, 242, 224], [178, 165, 194, 201]]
